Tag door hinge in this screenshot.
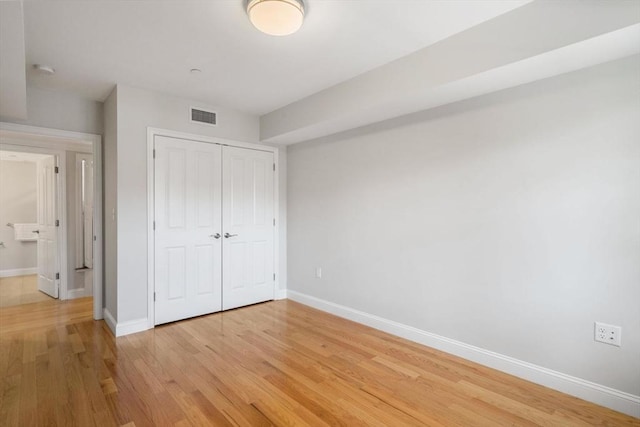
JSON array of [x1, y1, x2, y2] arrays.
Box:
[[273, 163, 276, 172], [153, 221, 156, 231], [55, 272, 60, 280], [54, 166, 59, 174], [154, 292, 156, 302], [273, 218, 276, 226], [153, 149, 156, 159], [55, 219, 60, 227], [273, 273, 276, 281]]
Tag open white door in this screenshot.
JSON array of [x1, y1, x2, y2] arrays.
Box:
[[36, 156, 59, 298], [222, 146, 275, 310], [74, 153, 94, 269], [154, 136, 223, 325]]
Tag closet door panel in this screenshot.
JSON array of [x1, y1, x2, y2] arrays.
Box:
[[154, 136, 222, 325], [222, 146, 274, 310]]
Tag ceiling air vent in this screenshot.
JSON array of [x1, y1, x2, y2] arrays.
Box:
[[190, 107, 217, 126]]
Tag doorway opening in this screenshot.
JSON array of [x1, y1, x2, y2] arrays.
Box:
[[0, 148, 95, 308], [0, 123, 103, 320], [0, 150, 58, 306]]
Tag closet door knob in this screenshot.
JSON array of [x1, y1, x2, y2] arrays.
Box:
[[210, 233, 221, 239], [224, 233, 238, 238]]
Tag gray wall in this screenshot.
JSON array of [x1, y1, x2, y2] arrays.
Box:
[[287, 56, 640, 395], [0, 86, 103, 135], [0, 160, 37, 271], [104, 88, 117, 318], [106, 84, 261, 323], [278, 146, 287, 296]]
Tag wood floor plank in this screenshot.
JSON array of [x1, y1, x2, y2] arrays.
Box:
[[267, 372, 370, 426], [322, 375, 427, 426], [18, 361, 36, 426], [1, 297, 639, 426], [0, 275, 54, 308], [0, 373, 21, 427], [35, 352, 57, 426]]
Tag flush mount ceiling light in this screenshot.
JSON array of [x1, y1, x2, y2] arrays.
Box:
[[247, 0, 305, 36]]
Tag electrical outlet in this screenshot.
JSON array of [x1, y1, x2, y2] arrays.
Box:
[[315, 267, 322, 279], [594, 322, 621, 347]]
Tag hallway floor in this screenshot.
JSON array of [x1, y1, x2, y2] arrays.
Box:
[[0, 274, 54, 308]]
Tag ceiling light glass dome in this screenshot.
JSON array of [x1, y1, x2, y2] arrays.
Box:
[[247, 0, 305, 36]]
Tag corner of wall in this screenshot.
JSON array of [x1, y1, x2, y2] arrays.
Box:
[[103, 85, 118, 319], [102, 307, 117, 336], [102, 307, 149, 338]]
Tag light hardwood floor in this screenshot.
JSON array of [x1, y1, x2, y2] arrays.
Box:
[[0, 297, 638, 426], [0, 275, 54, 308]]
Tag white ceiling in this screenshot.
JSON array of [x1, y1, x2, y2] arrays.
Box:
[[23, 0, 530, 115]]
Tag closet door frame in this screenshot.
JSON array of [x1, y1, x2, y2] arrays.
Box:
[[146, 127, 280, 329]]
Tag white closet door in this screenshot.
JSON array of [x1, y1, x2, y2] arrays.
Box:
[[36, 156, 59, 298], [222, 146, 274, 310], [154, 136, 222, 325]]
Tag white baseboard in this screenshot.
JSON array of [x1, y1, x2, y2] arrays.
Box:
[[115, 317, 150, 337], [102, 308, 150, 337], [103, 308, 117, 335], [287, 290, 640, 418], [0, 267, 37, 278], [275, 289, 288, 300], [66, 288, 87, 300]]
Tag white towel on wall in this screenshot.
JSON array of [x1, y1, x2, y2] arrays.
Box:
[[13, 223, 38, 241]]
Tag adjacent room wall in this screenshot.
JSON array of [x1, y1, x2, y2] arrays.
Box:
[[287, 56, 640, 397], [0, 160, 37, 273]]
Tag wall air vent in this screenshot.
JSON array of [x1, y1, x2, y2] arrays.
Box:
[[190, 107, 217, 126]]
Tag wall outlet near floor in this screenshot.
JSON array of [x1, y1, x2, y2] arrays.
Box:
[[315, 267, 322, 279], [594, 322, 621, 347]]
